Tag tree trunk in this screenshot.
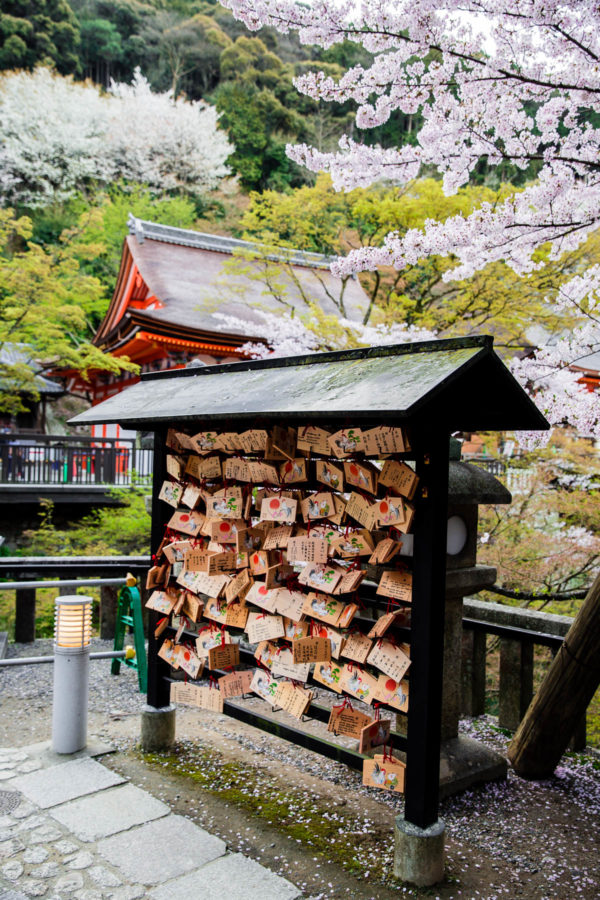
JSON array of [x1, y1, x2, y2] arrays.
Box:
[[508, 571, 600, 778]]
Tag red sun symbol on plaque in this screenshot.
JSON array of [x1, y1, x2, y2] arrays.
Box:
[[379, 501, 389, 515], [180, 514, 190, 523], [258, 585, 268, 595], [219, 522, 230, 534], [385, 677, 397, 692], [284, 461, 292, 472], [269, 498, 280, 510], [183, 650, 190, 662], [349, 464, 359, 476], [317, 626, 327, 638], [253, 553, 260, 565]]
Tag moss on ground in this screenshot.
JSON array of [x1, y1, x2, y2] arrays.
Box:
[[140, 741, 392, 884]]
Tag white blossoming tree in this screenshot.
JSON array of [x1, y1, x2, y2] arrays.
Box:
[[107, 68, 231, 193], [219, 0, 600, 439], [0, 68, 109, 207], [0, 67, 232, 206]]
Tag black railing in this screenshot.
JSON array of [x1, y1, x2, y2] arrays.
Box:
[[0, 555, 150, 642], [0, 434, 153, 486], [0, 556, 588, 753]]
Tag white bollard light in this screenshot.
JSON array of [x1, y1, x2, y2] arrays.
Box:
[[52, 595, 92, 754]]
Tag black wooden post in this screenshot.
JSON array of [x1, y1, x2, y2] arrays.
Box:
[[100, 584, 118, 640], [404, 433, 449, 830], [146, 426, 171, 709], [14, 588, 36, 643]]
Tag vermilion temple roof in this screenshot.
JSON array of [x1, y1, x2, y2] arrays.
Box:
[[95, 216, 370, 353]]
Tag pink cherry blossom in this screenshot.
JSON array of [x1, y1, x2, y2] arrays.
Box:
[[219, 0, 600, 439]]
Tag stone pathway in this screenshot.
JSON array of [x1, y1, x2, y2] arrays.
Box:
[[0, 744, 302, 900]]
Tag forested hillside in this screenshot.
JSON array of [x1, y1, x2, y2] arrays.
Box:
[[2, 0, 421, 192]]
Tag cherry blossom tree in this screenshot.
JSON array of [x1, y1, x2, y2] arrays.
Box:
[[216, 307, 436, 359], [107, 68, 231, 193], [0, 67, 232, 206], [220, 0, 600, 438]]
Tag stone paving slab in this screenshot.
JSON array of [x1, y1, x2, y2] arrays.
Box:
[[48, 783, 169, 842], [0, 889, 28, 900], [11, 757, 125, 808], [0, 742, 114, 783], [0, 742, 302, 900], [97, 813, 226, 885], [149, 852, 302, 900]]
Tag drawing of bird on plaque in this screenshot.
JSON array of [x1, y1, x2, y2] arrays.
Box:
[[308, 496, 330, 519]]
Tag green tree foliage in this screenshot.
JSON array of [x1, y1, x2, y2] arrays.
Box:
[[239, 175, 575, 345], [140, 11, 231, 96], [79, 17, 123, 85], [0, 0, 423, 192], [478, 430, 600, 610], [0, 0, 80, 74], [215, 79, 306, 191], [70, 0, 151, 84], [0, 208, 137, 413], [21, 492, 150, 556], [73, 186, 199, 308]]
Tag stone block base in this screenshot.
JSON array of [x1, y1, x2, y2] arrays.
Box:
[[439, 735, 507, 799], [141, 705, 176, 752], [394, 817, 445, 886]]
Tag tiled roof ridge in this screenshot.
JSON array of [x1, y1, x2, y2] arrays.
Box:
[[127, 214, 334, 271]]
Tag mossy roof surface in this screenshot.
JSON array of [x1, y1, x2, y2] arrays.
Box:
[[70, 337, 548, 433]]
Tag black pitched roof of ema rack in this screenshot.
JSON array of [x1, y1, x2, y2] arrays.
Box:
[[69, 336, 549, 434]]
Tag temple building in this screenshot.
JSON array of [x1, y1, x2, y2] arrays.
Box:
[[66, 215, 369, 439]]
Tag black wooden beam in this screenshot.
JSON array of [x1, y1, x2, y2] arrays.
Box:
[[404, 434, 449, 830], [146, 426, 171, 709]]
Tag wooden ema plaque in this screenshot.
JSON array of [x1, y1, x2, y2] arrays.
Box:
[[208, 643, 240, 670], [328, 428, 364, 458], [367, 639, 411, 682], [359, 718, 392, 754], [195, 626, 230, 658], [376, 675, 409, 712], [171, 682, 224, 713], [158, 480, 183, 508], [287, 536, 329, 564], [313, 661, 344, 693], [259, 496, 297, 524], [249, 668, 280, 703], [274, 682, 313, 719], [379, 459, 419, 499], [341, 631, 373, 665], [271, 647, 310, 683], [146, 590, 176, 615], [339, 665, 379, 705], [167, 509, 205, 537], [218, 669, 253, 698], [246, 612, 285, 643], [297, 425, 330, 456], [376, 569, 413, 603], [315, 460, 344, 491], [363, 753, 406, 793], [292, 636, 331, 664], [327, 705, 371, 738], [225, 601, 250, 629]]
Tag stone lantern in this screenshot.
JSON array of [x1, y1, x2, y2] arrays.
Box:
[[440, 445, 511, 795]]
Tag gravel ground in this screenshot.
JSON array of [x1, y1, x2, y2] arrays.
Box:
[[1, 639, 599, 899]]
